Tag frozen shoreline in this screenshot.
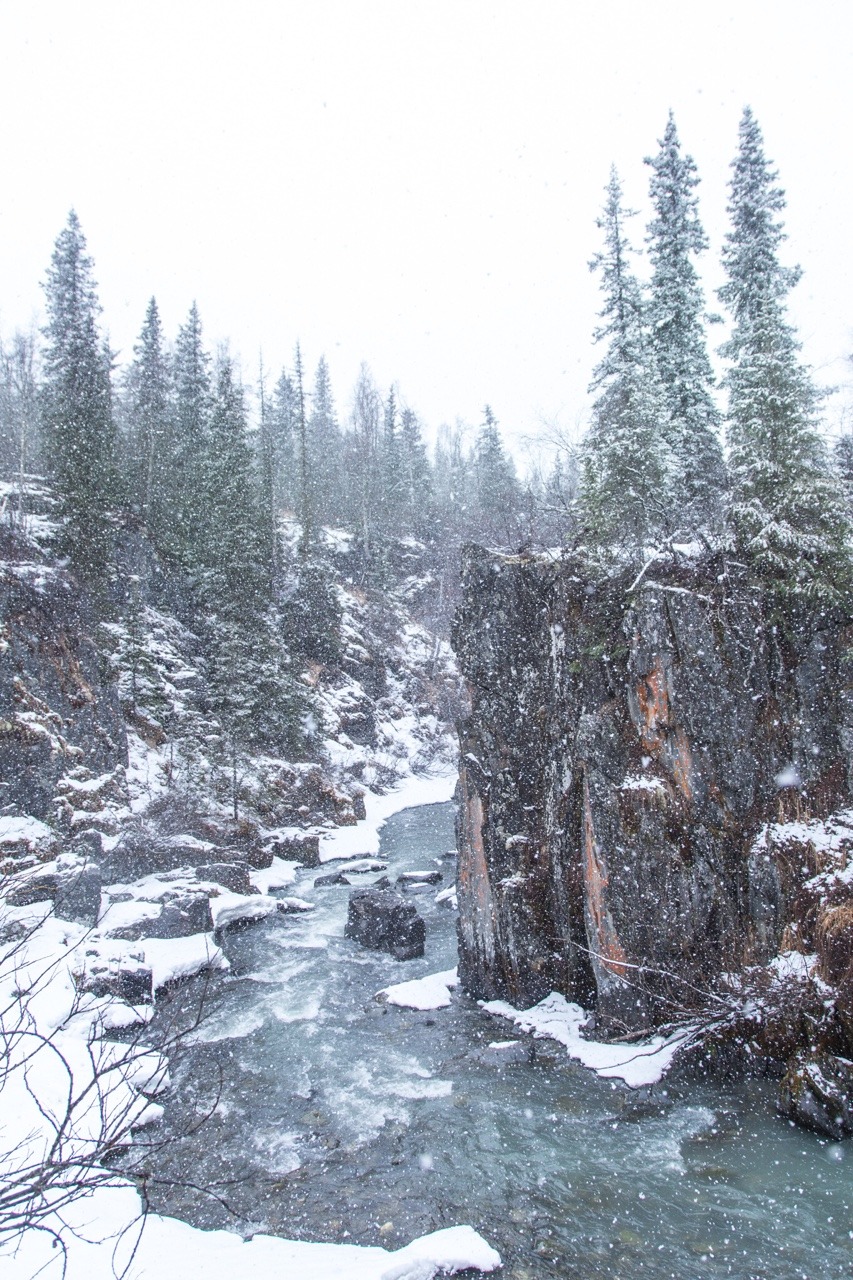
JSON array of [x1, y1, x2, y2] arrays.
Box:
[[319, 767, 458, 862]]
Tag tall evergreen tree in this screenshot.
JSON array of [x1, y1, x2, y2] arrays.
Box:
[[256, 354, 281, 578], [124, 297, 171, 537], [199, 358, 303, 797], [473, 406, 521, 546], [399, 405, 432, 537], [579, 170, 668, 558], [293, 343, 312, 555], [347, 362, 382, 561], [199, 357, 267, 607], [646, 112, 724, 533], [41, 211, 116, 580], [719, 108, 850, 604], [269, 366, 297, 515], [378, 385, 405, 537], [169, 302, 210, 565], [308, 356, 341, 528]]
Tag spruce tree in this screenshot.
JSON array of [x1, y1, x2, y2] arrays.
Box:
[[347, 363, 382, 561], [269, 366, 297, 514], [256, 354, 279, 577], [199, 357, 267, 607], [378, 385, 405, 537], [200, 359, 303, 792], [719, 108, 850, 604], [473, 406, 521, 546], [41, 211, 116, 581], [124, 297, 171, 538], [646, 112, 725, 534], [579, 170, 668, 559], [293, 343, 312, 555], [399, 405, 432, 537], [169, 302, 210, 565], [308, 356, 341, 529]]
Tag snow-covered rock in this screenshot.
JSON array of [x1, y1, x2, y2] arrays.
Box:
[[378, 968, 459, 1010]]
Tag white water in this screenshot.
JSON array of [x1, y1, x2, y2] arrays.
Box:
[[151, 802, 853, 1278]]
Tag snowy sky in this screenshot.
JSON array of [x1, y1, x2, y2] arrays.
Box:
[[0, 0, 851, 454]]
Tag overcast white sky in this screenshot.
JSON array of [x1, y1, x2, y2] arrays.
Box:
[[0, 1, 851, 454]]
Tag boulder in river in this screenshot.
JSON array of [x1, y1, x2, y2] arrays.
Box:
[[314, 869, 349, 887], [397, 869, 443, 888], [345, 887, 426, 960], [778, 1050, 853, 1139]]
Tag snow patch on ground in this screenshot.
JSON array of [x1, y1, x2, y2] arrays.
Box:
[[249, 856, 300, 893], [2, 1182, 500, 1280], [482, 991, 695, 1088]]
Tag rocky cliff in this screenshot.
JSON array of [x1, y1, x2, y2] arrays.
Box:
[[0, 521, 127, 829], [452, 545, 853, 1043]]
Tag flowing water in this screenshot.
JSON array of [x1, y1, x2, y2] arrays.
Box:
[[150, 802, 853, 1278]]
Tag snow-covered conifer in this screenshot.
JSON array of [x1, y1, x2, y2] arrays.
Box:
[[579, 169, 668, 559], [169, 302, 211, 565], [473, 406, 521, 548], [309, 355, 342, 528], [41, 211, 116, 579], [646, 112, 724, 534], [123, 297, 172, 537], [719, 108, 850, 604]]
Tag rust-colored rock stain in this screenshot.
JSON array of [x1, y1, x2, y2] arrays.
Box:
[[635, 658, 694, 803], [582, 775, 628, 978], [457, 767, 495, 964]]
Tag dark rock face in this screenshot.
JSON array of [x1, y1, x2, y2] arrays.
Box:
[[397, 870, 443, 887], [54, 863, 102, 924], [5, 856, 102, 926], [77, 952, 153, 1004], [778, 1051, 853, 1139], [344, 887, 426, 960], [196, 862, 253, 895], [452, 547, 853, 1036], [0, 544, 126, 822], [268, 834, 321, 867]]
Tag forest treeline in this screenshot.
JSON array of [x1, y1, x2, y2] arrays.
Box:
[[1, 105, 852, 774]]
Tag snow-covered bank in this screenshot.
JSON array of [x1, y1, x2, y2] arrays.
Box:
[[319, 768, 457, 862], [482, 992, 695, 1088], [1, 867, 501, 1280], [4, 1185, 501, 1280]]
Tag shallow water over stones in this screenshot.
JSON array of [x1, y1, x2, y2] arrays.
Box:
[[148, 802, 853, 1278]]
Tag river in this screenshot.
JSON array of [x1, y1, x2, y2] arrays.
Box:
[[149, 801, 852, 1278]]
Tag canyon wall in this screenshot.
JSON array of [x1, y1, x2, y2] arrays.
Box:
[[452, 546, 853, 1036]]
